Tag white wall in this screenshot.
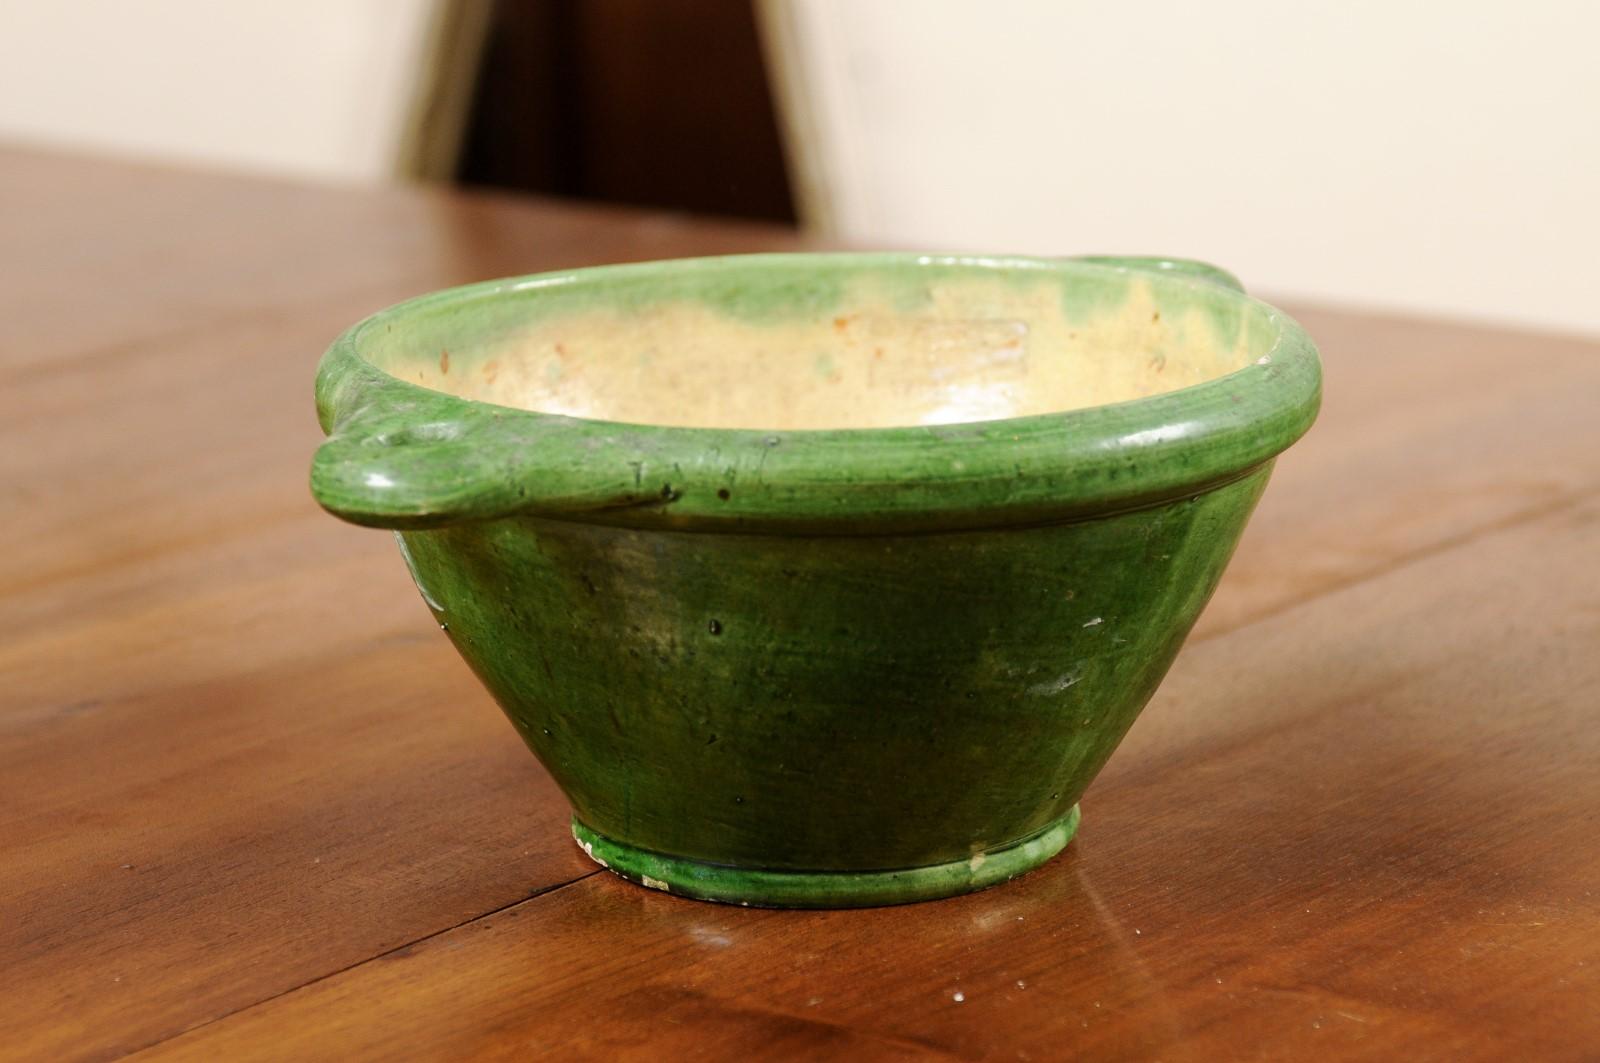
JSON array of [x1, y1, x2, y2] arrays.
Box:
[[6, 2, 1595, 332], [0, 0, 437, 182], [768, 0, 1600, 334]]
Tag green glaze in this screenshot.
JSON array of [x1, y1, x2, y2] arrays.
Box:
[[311, 253, 1321, 907]]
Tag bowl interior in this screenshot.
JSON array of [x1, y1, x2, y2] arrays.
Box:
[[359, 257, 1280, 431]]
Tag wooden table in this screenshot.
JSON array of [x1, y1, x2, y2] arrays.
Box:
[[4, 148, 1598, 1062]]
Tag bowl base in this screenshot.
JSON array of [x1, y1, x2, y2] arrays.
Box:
[[570, 806, 1080, 909]]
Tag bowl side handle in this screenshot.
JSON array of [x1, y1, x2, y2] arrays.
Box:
[[310, 417, 506, 530], [310, 324, 576, 530]]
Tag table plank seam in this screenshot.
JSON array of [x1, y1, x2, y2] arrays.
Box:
[[107, 482, 1600, 1059], [1191, 484, 1598, 643], [118, 869, 605, 1061], [199, 490, 1599, 961], [23, 460, 1600, 1058]]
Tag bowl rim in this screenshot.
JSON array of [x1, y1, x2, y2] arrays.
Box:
[[311, 252, 1321, 534]]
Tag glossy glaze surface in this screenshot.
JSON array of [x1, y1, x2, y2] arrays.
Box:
[[312, 253, 1320, 905]]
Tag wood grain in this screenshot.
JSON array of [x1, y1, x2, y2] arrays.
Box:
[[0, 148, 802, 1061], [3, 147, 1597, 1061], [133, 496, 1600, 1062], [1194, 304, 1600, 637]]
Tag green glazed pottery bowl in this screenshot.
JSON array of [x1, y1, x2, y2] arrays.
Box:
[[311, 253, 1320, 907]]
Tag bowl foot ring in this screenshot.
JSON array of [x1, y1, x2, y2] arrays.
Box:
[[570, 805, 1080, 909]]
